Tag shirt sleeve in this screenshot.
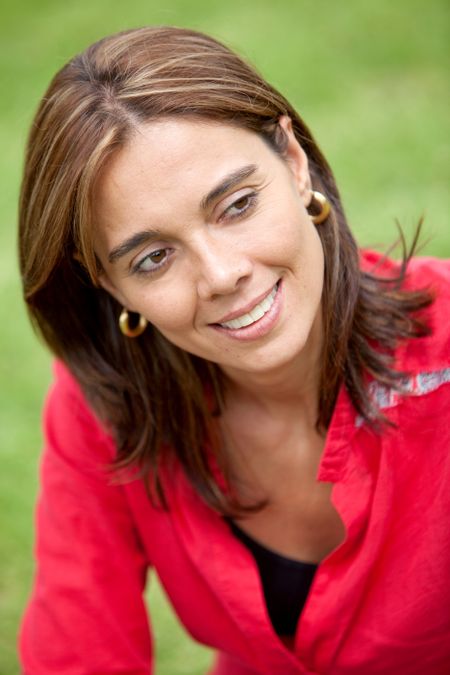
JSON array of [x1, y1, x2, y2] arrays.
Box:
[[19, 363, 153, 674]]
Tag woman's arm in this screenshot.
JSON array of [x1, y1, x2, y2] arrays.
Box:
[[19, 363, 153, 674]]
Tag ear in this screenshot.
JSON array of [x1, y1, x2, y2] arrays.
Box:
[[277, 115, 312, 207]]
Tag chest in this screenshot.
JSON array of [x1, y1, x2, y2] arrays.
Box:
[[221, 417, 346, 563], [127, 386, 450, 674]]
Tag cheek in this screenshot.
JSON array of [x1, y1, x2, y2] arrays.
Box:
[[259, 204, 322, 269], [133, 285, 197, 332], [277, 213, 325, 303]]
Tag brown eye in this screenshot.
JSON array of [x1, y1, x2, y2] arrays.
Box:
[[149, 250, 166, 263], [233, 195, 250, 210], [134, 248, 172, 275], [224, 191, 257, 220]]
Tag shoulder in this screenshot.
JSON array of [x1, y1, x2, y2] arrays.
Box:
[[397, 254, 449, 368], [49, 360, 90, 409], [360, 248, 450, 291], [44, 360, 116, 468], [402, 255, 450, 373], [361, 250, 450, 372], [403, 254, 450, 295], [48, 360, 104, 430]]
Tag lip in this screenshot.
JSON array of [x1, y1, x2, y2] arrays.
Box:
[[211, 280, 283, 342], [212, 282, 279, 325]]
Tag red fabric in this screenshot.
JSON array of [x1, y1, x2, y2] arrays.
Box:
[[20, 255, 450, 674]]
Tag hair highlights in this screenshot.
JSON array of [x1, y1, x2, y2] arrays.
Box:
[[19, 27, 431, 513]]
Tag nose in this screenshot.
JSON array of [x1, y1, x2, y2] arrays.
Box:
[[195, 234, 253, 301]]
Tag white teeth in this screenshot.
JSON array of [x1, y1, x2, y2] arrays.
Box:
[[220, 285, 277, 329], [249, 306, 265, 322]]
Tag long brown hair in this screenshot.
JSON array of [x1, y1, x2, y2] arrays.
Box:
[[19, 26, 431, 513]]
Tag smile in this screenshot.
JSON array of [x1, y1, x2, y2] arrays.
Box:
[[219, 284, 278, 329], [211, 280, 282, 342]]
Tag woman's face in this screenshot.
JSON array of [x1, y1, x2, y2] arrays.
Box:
[[93, 116, 325, 379]]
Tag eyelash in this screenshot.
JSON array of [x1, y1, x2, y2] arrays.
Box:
[[132, 191, 258, 277], [132, 248, 173, 276], [221, 190, 258, 221]]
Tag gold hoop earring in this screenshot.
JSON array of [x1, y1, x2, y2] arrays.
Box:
[[308, 190, 331, 225], [119, 308, 148, 338]]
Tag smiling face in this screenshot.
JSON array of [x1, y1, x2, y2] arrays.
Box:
[[93, 116, 325, 382]]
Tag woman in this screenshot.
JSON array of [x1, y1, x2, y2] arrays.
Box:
[[19, 26, 450, 675]]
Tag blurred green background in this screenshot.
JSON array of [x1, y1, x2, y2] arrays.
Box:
[[0, 0, 448, 672]]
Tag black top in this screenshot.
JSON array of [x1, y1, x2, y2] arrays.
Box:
[[229, 520, 318, 637]]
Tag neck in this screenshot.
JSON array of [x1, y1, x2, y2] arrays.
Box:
[[221, 312, 323, 428]]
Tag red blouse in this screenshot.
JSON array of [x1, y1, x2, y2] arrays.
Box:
[[20, 255, 450, 674]]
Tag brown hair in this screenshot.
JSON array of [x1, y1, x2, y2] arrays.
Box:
[[19, 26, 431, 513]]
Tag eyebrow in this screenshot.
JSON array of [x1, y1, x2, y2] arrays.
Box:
[[108, 229, 162, 264], [108, 163, 258, 264], [200, 164, 258, 211]]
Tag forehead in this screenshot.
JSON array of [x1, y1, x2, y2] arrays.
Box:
[[96, 118, 272, 202]]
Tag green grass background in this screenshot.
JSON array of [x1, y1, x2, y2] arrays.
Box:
[[0, 0, 448, 673]]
